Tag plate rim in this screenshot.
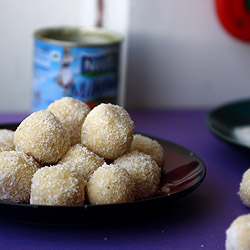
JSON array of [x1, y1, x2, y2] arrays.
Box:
[[206, 98, 250, 149]]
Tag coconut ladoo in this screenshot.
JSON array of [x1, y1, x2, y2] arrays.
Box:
[[48, 97, 90, 145], [30, 163, 86, 206], [114, 151, 161, 200], [130, 134, 165, 169], [87, 163, 135, 205], [0, 129, 15, 150], [60, 144, 104, 181], [81, 103, 134, 160], [14, 110, 70, 165], [0, 151, 39, 203], [226, 214, 250, 250]]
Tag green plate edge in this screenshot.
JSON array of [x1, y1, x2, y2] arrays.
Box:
[[206, 98, 250, 150]]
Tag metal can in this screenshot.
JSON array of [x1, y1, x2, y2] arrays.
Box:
[[32, 26, 122, 111]]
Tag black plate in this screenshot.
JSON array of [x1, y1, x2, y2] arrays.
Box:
[[0, 123, 206, 224], [206, 98, 250, 149]]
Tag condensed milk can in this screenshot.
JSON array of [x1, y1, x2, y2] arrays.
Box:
[[32, 26, 122, 111]]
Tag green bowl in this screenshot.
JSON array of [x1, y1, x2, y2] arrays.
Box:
[[206, 98, 250, 149]]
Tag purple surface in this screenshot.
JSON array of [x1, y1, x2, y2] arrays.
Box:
[[0, 110, 249, 249], [0, 113, 29, 124]]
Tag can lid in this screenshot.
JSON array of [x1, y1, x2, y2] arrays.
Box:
[[34, 26, 123, 47]]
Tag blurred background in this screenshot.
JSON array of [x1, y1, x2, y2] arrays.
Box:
[[0, 0, 250, 112]]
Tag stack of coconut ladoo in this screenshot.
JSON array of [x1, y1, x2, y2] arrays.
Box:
[[0, 97, 165, 206]]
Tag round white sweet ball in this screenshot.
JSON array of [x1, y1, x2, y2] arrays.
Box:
[[226, 214, 250, 250], [130, 134, 165, 169], [30, 163, 86, 206], [14, 110, 70, 165], [0, 150, 39, 203], [0, 129, 15, 150], [87, 163, 135, 205], [81, 103, 134, 160], [114, 151, 161, 200], [60, 144, 105, 181], [48, 97, 90, 145], [239, 168, 250, 207]]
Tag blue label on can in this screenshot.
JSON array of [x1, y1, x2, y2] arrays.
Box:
[[32, 39, 120, 111], [81, 53, 118, 74]]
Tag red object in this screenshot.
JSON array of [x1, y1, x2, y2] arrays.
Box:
[[86, 101, 96, 110], [215, 0, 250, 42]]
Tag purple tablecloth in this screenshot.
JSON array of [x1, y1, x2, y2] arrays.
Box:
[[0, 110, 249, 249]]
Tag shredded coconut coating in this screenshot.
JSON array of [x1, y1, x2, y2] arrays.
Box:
[[0, 129, 15, 150], [0, 151, 39, 203], [81, 103, 134, 160], [87, 163, 136, 205], [239, 168, 250, 207], [226, 214, 250, 250], [0, 142, 13, 152], [48, 97, 90, 145], [14, 110, 70, 165], [130, 134, 165, 169], [30, 163, 86, 206], [60, 144, 105, 181], [114, 151, 161, 200]]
